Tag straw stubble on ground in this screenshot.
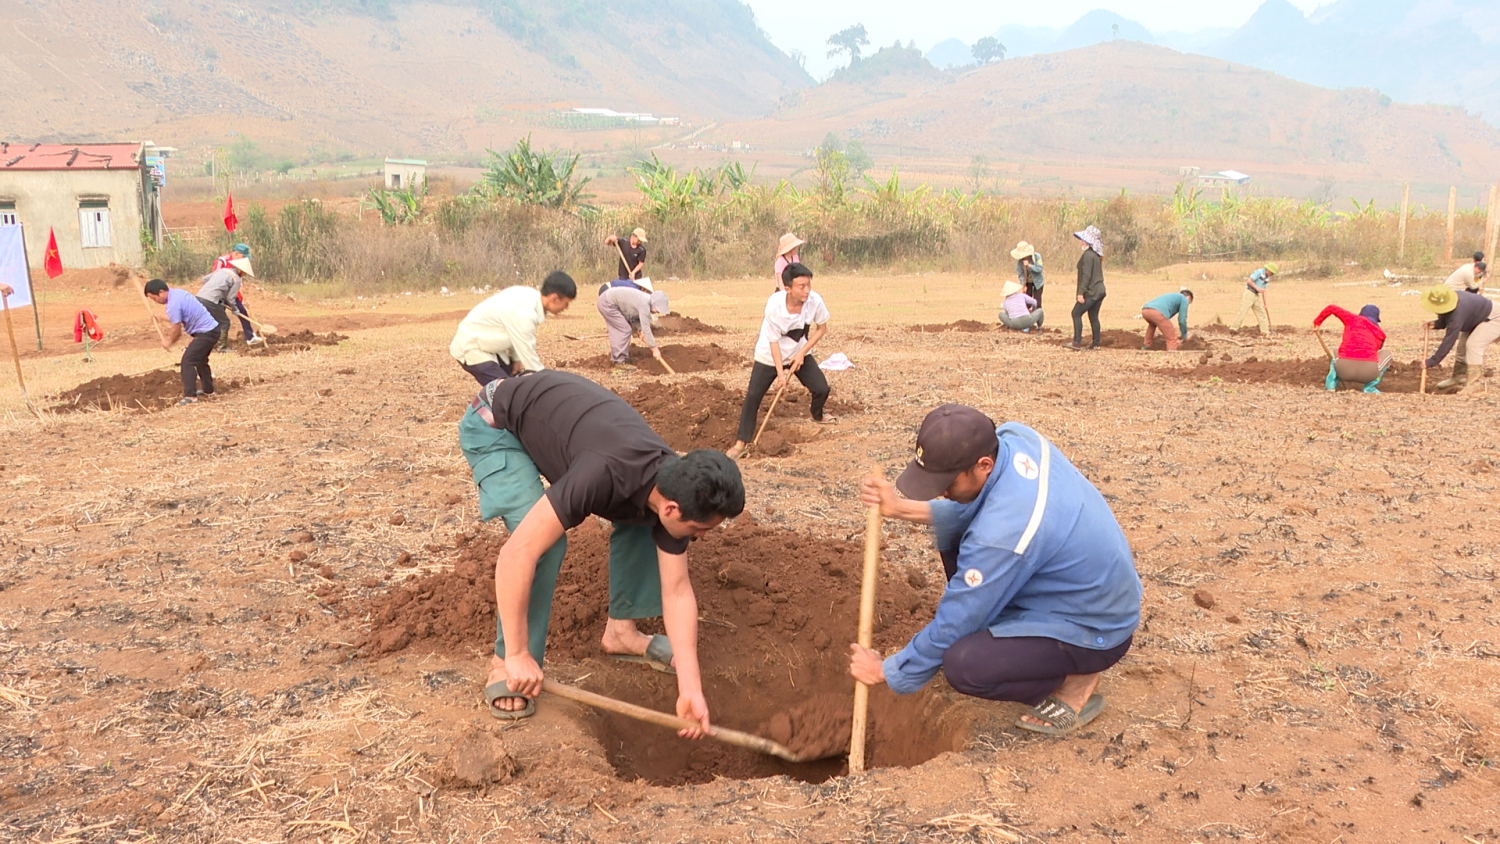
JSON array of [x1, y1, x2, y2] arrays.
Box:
[[0, 273, 1496, 842]]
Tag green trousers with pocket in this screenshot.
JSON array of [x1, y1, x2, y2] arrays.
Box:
[[458, 406, 662, 664]]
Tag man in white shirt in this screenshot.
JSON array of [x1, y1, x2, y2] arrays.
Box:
[[726, 262, 837, 458], [450, 272, 576, 385]]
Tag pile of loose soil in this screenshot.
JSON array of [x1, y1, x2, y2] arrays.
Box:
[[564, 343, 743, 376], [650, 314, 727, 335], [356, 517, 966, 783], [906, 319, 992, 333], [616, 378, 743, 452], [1163, 356, 1429, 393], [49, 370, 253, 412], [229, 330, 347, 354], [1196, 323, 1306, 338], [1048, 328, 1210, 351]]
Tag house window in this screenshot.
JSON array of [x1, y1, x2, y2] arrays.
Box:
[[79, 201, 111, 249], [0, 202, 16, 227], [391, 173, 402, 188]]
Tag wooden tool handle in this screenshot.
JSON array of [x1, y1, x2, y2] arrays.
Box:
[[654, 349, 677, 376], [751, 378, 790, 446], [1420, 324, 1429, 395], [540, 680, 805, 763], [1314, 327, 1332, 361], [849, 502, 882, 774], [614, 243, 636, 279]]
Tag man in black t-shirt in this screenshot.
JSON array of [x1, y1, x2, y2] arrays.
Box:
[[605, 228, 648, 282], [458, 370, 744, 734]]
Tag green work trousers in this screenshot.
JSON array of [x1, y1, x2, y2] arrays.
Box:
[[458, 406, 662, 664]]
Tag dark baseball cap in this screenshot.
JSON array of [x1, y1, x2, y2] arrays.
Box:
[[895, 404, 999, 501]]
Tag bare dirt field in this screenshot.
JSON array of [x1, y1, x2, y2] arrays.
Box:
[[1, 269, 1496, 843]]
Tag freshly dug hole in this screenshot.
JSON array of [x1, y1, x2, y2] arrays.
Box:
[[564, 343, 743, 375], [357, 516, 969, 784], [1161, 357, 1430, 393], [50, 370, 256, 412]]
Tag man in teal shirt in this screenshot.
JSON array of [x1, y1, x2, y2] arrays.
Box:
[[1141, 290, 1192, 350], [1232, 263, 1277, 335]]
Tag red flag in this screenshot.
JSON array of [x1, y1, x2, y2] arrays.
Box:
[[224, 191, 238, 233], [44, 227, 63, 279]]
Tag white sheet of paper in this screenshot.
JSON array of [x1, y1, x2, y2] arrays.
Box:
[[0, 225, 34, 309]]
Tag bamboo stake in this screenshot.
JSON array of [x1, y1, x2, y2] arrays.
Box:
[[1487, 185, 1499, 266], [849, 501, 881, 774], [1420, 323, 1429, 395], [540, 680, 809, 763], [2, 292, 38, 417], [1397, 182, 1410, 262], [1445, 186, 1456, 263]]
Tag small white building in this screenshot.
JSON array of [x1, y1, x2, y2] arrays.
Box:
[[383, 158, 427, 190], [0, 142, 162, 269], [1199, 170, 1251, 188]]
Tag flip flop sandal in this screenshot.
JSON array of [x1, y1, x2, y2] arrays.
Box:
[[1016, 693, 1105, 736], [484, 681, 537, 721], [814, 415, 840, 425], [610, 633, 676, 675]]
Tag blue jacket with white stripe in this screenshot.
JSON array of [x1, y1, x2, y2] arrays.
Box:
[[882, 423, 1143, 695]]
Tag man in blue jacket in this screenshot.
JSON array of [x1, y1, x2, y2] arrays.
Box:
[[851, 404, 1142, 735]]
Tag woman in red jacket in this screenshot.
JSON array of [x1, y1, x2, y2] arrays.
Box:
[[1313, 304, 1390, 392]]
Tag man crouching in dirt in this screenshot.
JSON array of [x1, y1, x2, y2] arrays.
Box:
[[850, 404, 1142, 735], [459, 369, 744, 735]]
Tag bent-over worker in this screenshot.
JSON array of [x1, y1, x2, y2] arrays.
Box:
[[1232, 263, 1277, 335], [196, 260, 247, 351], [211, 243, 262, 344], [1140, 290, 1192, 351], [144, 278, 220, 405], [460, 370, 744, 730], [726, 262, 837, 459], [1314, 304, 1390, 393], [596, 279, 669, 372], [851, 404, 1142, 735], [1422, 286, 1499, 394], [449, 272, 576, 385], [1443, 260, 1486, 293], [1011, 241, 1044, 311]]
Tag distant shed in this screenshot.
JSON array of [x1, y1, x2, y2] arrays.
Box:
[[384, 158, 427, 190], [1199, 170, 1251, 187]]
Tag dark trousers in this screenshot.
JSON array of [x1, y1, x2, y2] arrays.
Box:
[[735, 357, 830, 442], [198, 297, 231, 347], [1071, 295, 1105, 347], [460, 359, 512, 387], [232, 299, 255, 340], [942, 633, 1133, 706], [1026, 283, 1043, 313], [181, 329, 220, 397]]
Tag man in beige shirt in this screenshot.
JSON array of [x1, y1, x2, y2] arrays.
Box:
[[450, 272, 576, 385], [1443, 258, 1486, 293]]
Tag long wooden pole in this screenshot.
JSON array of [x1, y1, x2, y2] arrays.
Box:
[[17, 230, 41, 350], [2, 293, 37, 416], [1397, 182, 1410, 263], [1420, 323, 1429, 395], [1487, 185, 1499, 265], [751, 378, 790, 447], [140, 285, 168, 349], [1445, 186, 1456, 263], [849, 502, 881, 774], [539, 680, 808, 763]]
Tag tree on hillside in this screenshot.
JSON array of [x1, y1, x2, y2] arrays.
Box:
[[827, 24, 869, 64], [972, 36, 1006, 64]]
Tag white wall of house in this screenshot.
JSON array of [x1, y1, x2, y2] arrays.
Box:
[[383, 162, 426, 190], [0, 168, 156, 269]]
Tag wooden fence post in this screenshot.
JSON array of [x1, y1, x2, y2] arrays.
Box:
[[1397, 182, 1410, 262], [1489, 183, 1500, 264], [1445, 186, 1456, 263]]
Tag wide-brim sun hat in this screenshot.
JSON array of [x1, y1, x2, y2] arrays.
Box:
[[1420, 285, 1458, 314], [1073, 226, 1103, 255], [1001, 280, 1024, 297], [778, 233, 805, 256], [1009, 241, 1036, 261], [1265, 262, 1280, 275]]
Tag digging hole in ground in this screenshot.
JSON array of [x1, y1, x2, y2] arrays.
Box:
[[358, 516, 970, 784]]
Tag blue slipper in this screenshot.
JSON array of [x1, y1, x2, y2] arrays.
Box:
[[610, 633, 675, 675], [484, 681, 536, 721]]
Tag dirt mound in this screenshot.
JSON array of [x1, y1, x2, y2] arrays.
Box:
[[1162, 357, 1429, 393], [356, 517, 964, 783], [49, 370, 254, 412], [1046, 328, 1210, 350], [228, 330, 347, 355], [651, 314, 728, 335], [616, 378, 744, 452], [906, 319, 992, 333], [564, 343, 743, 376]]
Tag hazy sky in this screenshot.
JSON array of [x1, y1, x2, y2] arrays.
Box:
[[743, 0, 1327, 78]]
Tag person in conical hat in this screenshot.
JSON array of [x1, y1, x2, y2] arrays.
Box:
[[773, 233, 805, 292], [998, 279, 1043, 332]]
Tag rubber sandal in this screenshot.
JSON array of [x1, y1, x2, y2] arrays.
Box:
[[610, 633, 675, 674], [725, 443, 745, 460], [814, 414, 840, 425], [1016, 693, 1105, 735], [485, 681, 536, 721], [177, 397, 199, 406]]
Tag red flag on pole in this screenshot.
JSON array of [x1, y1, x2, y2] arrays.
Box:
[[224, 191, 238, 233], [44, 227, 63, 279]]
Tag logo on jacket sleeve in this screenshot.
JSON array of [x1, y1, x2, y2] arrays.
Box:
[[963, 568, 984, 587], [1013, 452, 1040, 480]]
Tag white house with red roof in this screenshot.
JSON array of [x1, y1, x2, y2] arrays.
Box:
[[0, 142, 163, 270]]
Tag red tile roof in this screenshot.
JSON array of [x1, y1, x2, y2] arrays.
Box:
[[0, 143, 143, 171]]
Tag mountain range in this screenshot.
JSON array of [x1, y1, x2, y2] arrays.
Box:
[[924, 0, 1500, 128]]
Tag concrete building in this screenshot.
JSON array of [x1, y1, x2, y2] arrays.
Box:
[[1199, 170, 1251, 188], [383, 158, 427, 190], [0, 142, 162, 269]]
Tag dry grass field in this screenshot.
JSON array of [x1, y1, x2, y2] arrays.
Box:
[[1, 267, 1497, 843]]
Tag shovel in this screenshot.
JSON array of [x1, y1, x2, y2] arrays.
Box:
[[541, 680, 813, 763], [234, 309, 278, 336]]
